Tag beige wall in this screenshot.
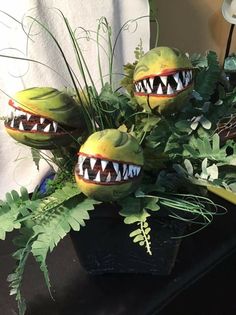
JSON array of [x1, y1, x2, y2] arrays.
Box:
[[150, 0, 236, 64]]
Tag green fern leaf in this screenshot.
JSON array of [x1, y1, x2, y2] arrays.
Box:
[[0, 188, 34, 240], [0, 202, 20, 240], [31, 188, 100, 295], [118, 197, 152, 255], [8, 231, 34, 315]]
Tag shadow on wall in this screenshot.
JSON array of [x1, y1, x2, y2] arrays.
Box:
[[151, 0, 235, 64], [209, 10, 233, 62]]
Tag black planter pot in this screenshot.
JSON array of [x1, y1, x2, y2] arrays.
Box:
[[70, 204, 187, 276]]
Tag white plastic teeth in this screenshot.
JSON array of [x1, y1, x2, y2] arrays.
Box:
[[94, 170, 101, 182], [134, 69, 193, 95], [32, 124, 38, 131], [106, 172, 111, 182], [90, 157, 97, 170], [167, 84, 174, 95], [176, 79, 183, 91], [53, 122, 58, 132], [77, 155, 142, 183], [10, 119, 14, 128], [160, 75, 167, 86], [173, 72, 179, 83], [44, 124, 51, 132], [101, 160, 108, 171], [112, 162, 119, 175], [7, 107, 59, 133], [157, 84, 163, 95], [19, 121, 24, 131]]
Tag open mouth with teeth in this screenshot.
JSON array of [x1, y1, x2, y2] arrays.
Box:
[[133, 69, 193, 97], [75, 129, 144, 201], [4, 87, 85, 149], [75, 153, 142, 185], [4, 99, 76, 135]]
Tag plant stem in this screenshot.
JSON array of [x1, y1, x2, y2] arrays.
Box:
[[224, 24, 235, 65], [140, 221, 152, 255]]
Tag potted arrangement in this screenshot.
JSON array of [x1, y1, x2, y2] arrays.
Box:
[[1, 9, 236, 315]]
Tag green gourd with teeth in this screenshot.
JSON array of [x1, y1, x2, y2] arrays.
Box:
[[4, 87, 84, 149], [75, 129, 144, 201], [133, 46, 194, 114]]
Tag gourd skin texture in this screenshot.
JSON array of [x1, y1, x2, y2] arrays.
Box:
[[75, 129, 144, 201], [4, 87, 83, 149], [133, 46, 194, 114]]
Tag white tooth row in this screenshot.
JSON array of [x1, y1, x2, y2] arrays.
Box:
[[134, 70, 193, 94], [7, 108, 58, 132], [77, 156, 141, 182], [9, 117, 58, 132]]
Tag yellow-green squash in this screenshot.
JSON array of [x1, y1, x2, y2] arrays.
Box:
[[133, 46, 194, 114], [75, 129, 144, 201]]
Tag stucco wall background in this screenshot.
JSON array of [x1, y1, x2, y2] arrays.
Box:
[[0, 0, 150, 198], [150, 0, 236, 64]]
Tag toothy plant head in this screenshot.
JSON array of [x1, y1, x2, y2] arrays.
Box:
[[133, 46, 194, 114], [75, 129, 144, 201], [4, 87, 84, 149]]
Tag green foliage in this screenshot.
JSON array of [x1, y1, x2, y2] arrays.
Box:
[[0, 187, 39, 240], [120, 62, 137, 95], [224, 53, 236, 71], [31, 148, 41, 171], [190, 53, 208, 68], [129, 220, 152, 255], [134, 39, 145, 60], [8, 230, 34, 315], [183, 133, 236, 166], [6, 182, 100, 315], [0, 198, 20, 240], [194, 51, 221, 101], [31, 194, 100, 293], [118, 194, 160, 255], [99, 83, 137, 128], [1, 10, 236, 315], [120, 40, 144, 94]]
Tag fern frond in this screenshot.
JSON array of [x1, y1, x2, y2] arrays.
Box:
[[32, 182, 81, 224], [0, 201, 20, 240], [31, 184, 100, 294], [118, 196, 154, 255], [8, 231, 34, 315], [0, 187, 35, 240], [129, 219, 152, 255]]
